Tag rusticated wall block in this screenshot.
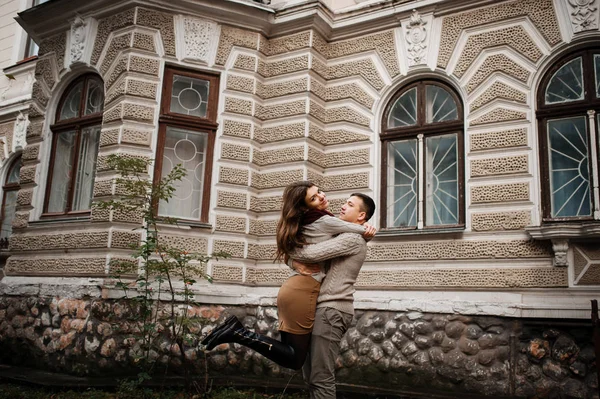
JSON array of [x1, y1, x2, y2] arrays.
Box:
[[312, 58, 385, 91], [255, 100, 306, 121], [470, 82, 527, 111], [471, 182, 529, 203], [471, 211, 531, 231], [367, 239, 551, 261], [19, 165, 37, 184], [256, 78, 307, 99], [471, 155, 528, 177], [122, 103, 155, 123], [224, 97, 253, 116], [215, 215, 246, 232], [308, 147, 369, 168], [216, 26, 258, 65], [219, 167, 248, 186], [252, 146, 304, 166], [93, 180, 114, 198], [35, 57, 56, 89], [254, 122, 304, 144], [132, 32, 156, 52], [247, 244, 277, 260], [126, 79, 157, 100], [31, 81, 49, 108], [135, 8, 176, 56], [122, 128, 152, 146], [245, 267, 290, 284], [92, 8, 135, 65], [217, 191, 247, 209], [5, 256, 107, 275], [234, 54, 257, 71], [9, 231, 110, 251], [222, 120, 251, 139], [16, 189, 33, 207], [158, 233, 207, 253], [260, 31, 310, 56], [356, 267, 566, 288], [211, 265, 243, 282], [221, 143, 250, 162], [12, 212, 30, 229], [213, 240, 245, 258], [308, 172, 369, 192], [100, 129, 120, 147], [249, 196, 282, 212], [106, 56, 128, 89], [249, 219, 277, 236], [251, 170, 304, 189], [110, 231, 141, 249], [129, 55, 160, 76], [226, 75, 254, 94], [38, 32, 66, 70], [257, 56, 309, 78], [112, 208, 144, 224], [471, 109, 526, 126], [22, 144, 39, 161], [470, 128, 527, 151], [26, 121, 44, 142]]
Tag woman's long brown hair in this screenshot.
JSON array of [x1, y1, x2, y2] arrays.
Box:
[[275, 181, 315, 262]]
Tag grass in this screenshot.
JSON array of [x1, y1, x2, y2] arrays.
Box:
[[0, 382, 309, 399]]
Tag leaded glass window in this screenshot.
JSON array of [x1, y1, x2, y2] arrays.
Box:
[[157, 67, 219, 223], [1, 156, 22, 240], [382, 80, 464, 230], [44, 74, 104, 216], [538, 48, 600, 222]]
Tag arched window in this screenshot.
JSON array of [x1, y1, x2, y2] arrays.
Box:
[[0, 156, 22, 244], [381, 80, 464, 230], [537, 48, 600, 221], [44, 74, 104, 216]]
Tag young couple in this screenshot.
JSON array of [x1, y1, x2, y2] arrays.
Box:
[[201, 181, 376, 398]]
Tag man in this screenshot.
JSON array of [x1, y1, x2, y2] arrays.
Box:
[[290, 193, 376, 399]]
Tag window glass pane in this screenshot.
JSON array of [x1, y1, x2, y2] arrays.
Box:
[[84, 79, 105, 115], [159, 127, 207, 219], [26, 37, 39, 58], [1, 190, 18, 239], [387, 139, 418, 228], [47, 131, 76, 213], [547, 116, 591, 218], [58, 82, 83, 121], [426, 85, 458, 123], [387, 87, 417, 128], [6, 158, 21, 184], [72, 126, 100, 211], [425, 134, 458, 226], [170, 75, 210, 118], [595, 54, 600, 98], [545, 57, 584, 105]]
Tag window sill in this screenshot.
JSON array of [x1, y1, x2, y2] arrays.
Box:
[[526, 222, 600, 241], [30, 215, 92, 227], [156, 219, 212, 230], [377, 225, 465, 238]]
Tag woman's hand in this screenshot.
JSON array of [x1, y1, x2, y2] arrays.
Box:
[[362, 223, 377, 240]]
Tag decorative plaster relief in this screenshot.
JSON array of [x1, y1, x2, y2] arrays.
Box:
[[405, 10, 428, 66], [69, 15, 87, 64], [13, 112, 28, 152], [568, 0, 598, 32], [551, 239, 569, 267], [180, 17, 218, 64]]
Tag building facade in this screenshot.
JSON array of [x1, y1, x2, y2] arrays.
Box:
[[0, 0, 599, 397]]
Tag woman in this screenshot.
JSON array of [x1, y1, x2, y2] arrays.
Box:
[[200, 181, 374, 370]]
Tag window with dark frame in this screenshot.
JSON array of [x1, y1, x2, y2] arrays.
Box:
[[43, 74, 104, 217], [537, 47, 600, 222], [23, 0, 50, 59], [155, 66, 219, 223], [0, 156, 22, 243], [381, 80, 464, 230]]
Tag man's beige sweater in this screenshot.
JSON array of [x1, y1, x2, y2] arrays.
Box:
[[290, 232, 367, 315]]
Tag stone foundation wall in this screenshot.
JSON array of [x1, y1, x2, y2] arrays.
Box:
[[0, 294, 596, 398]]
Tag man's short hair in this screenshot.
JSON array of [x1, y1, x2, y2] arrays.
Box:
[[350, 193, 375, 222]]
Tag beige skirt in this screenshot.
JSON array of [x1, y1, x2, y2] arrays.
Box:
[[277, 274, 321, 334]]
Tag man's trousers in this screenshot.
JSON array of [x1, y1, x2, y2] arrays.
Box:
[[302, 307, 353, 399]]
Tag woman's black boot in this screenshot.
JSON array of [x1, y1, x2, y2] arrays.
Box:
[[200, 315, 236, 347], [203, 316, 299, 369]]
